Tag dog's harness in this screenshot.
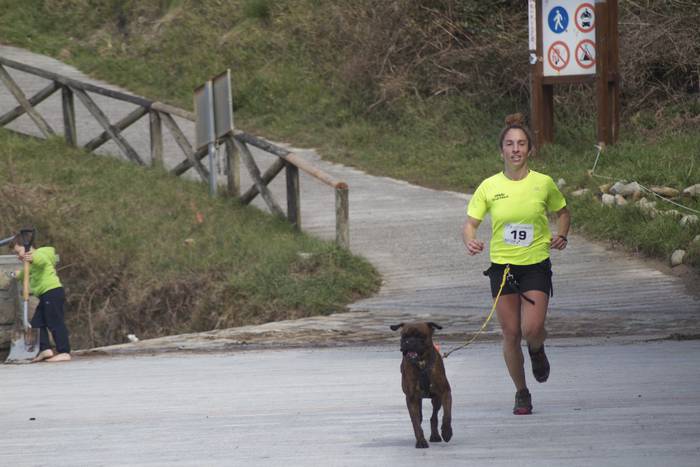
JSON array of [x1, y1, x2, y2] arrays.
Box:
[[412, 350, 437, 398]]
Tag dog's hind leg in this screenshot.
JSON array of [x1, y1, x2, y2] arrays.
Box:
[[406, 396, 428, 448], [429, 397, 442, 442], [440, 391, 453, 442]]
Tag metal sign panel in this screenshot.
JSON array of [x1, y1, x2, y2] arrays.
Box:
[[542, 0, 596, 77], [212, 69, 234, 138], [194, 81, 215, 150]]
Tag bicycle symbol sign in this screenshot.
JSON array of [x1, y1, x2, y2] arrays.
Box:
[[547, 41, 570, 71]]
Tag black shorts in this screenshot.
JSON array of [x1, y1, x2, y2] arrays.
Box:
[[484, 258, 553, 298]]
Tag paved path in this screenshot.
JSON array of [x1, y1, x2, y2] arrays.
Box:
[[2, 340, 700, 466], [0, 44, 697, 353]]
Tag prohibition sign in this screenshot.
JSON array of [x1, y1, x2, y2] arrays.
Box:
[[575, 3, 595, 33], [575, 39, 596, 69], [547, 41, 570, 72]]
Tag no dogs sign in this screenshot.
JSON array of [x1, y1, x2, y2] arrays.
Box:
[[541, 0, 596, 76]]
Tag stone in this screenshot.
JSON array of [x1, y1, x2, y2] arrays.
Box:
[[599, 183, 613, 194], [571, 188, 590, 197], [615, 194, 627, 206], [670, 249, 686, 267], [650, 186, 680, 198], [693, 235, 700, 243], [680, 215, 699, 226], [611, 181, 641, 197], [557, 178, 566, 189], [636, 198, 657, 212], [601, 194, 616, 206], [682, 184, 700, 197], [660, 209, 682, 219]]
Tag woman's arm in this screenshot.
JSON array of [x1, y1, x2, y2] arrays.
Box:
[[551, 207, 571, 250], [463, 216, 485, 255]]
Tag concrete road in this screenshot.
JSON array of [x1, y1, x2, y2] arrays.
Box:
[[2, 340, 699, 467]]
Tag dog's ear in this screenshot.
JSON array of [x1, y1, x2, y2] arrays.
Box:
[[427, 322, 442, 330], [390, 323, 404, 331]]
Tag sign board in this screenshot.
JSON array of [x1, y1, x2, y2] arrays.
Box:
[[542, 0, 596, 77], [194, 81, 215, 150], [212, 69, 234, 139]]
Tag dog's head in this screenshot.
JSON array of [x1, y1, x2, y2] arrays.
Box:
[[390, 322, 442, 363]]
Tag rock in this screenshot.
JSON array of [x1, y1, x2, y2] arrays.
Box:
[[184, 238, 195, 246], [557, 178, 566, 189], [571, 188, 590, 197], [127, 334, 139, 343], [636, 198, 657, 211], [682, 184, 700, 197], [680, 214, 699, 226], [615, 194, 627, 206], [650, 186, 680, 198], [693, 235, 700, 243], [610, 181, 641, 197], [632, 191, 643, 201], [599, 183, 613, 194], [660, 209, 682, 219], [670, 249, 686, 267], [601, 193, 616, 206]]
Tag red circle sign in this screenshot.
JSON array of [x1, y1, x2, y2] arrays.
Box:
[[575, 39, 596, 69], [547, 41, 570, 71], [575, 3, 595, 33]]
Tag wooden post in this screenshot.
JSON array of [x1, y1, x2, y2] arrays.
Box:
[[608, 0, 620, 143], [335, 184, 349, 249], [61, 86, 77, 146], [595, 0, 611, 144], [530, 0, 554, 147], [149, 110, 163, 169], [285, 162, 301, 230], [224, 135, 240, 197]]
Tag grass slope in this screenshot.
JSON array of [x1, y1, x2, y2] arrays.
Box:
[[0, 132, 380, 348]]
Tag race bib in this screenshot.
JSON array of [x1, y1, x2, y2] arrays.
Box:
[[504, 223, 534, 247]]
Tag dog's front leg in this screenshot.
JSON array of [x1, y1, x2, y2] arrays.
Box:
[[429, 396, 442, 442], [406, 396, 428, 448], [440, 390, 453, 442]]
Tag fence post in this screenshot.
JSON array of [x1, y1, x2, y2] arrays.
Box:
[[286, 162, 301, 229], [61, 86, 77, 146], [335, 184, 349, 249], [149, 110, 163, 169], [224, 134, 240, 197]]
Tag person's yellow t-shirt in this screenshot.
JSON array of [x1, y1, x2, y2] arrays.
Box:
[[16, 246, 62, 296], [467, 170, 566, 265]]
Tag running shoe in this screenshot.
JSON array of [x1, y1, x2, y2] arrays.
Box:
[[513, 388, 532, 415], [529, 344, 550, 383]]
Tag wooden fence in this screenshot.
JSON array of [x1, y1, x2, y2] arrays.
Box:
[[0, 56, 349, 248]]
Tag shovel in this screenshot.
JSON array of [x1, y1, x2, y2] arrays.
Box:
[[5, 229, 40, 364]]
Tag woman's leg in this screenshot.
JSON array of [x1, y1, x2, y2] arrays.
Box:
[[521, 290, 550, 382], [496, 294, 525, 390], [41, 289, 71, 355], [521, 290, 549, 349]]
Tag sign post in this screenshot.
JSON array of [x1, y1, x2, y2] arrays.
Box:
[[194, 70, 235, 197], [529, 0, 618, 147]]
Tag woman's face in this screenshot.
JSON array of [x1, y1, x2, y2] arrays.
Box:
[[501, 128, 530, 169]]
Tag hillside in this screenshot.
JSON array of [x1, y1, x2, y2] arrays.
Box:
[[0, 1, 698, 281]]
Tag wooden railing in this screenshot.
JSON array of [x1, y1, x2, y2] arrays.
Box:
[[0, 56, 349, 248]]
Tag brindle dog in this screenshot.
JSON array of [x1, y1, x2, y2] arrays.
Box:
[[390, 322, 453, 448]]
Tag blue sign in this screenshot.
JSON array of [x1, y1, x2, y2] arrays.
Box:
[[548, 6, 569, 34]]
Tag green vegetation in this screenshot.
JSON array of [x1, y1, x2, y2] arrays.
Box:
[[0, 132, 379, 348], [0, 0, 698, 347]]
